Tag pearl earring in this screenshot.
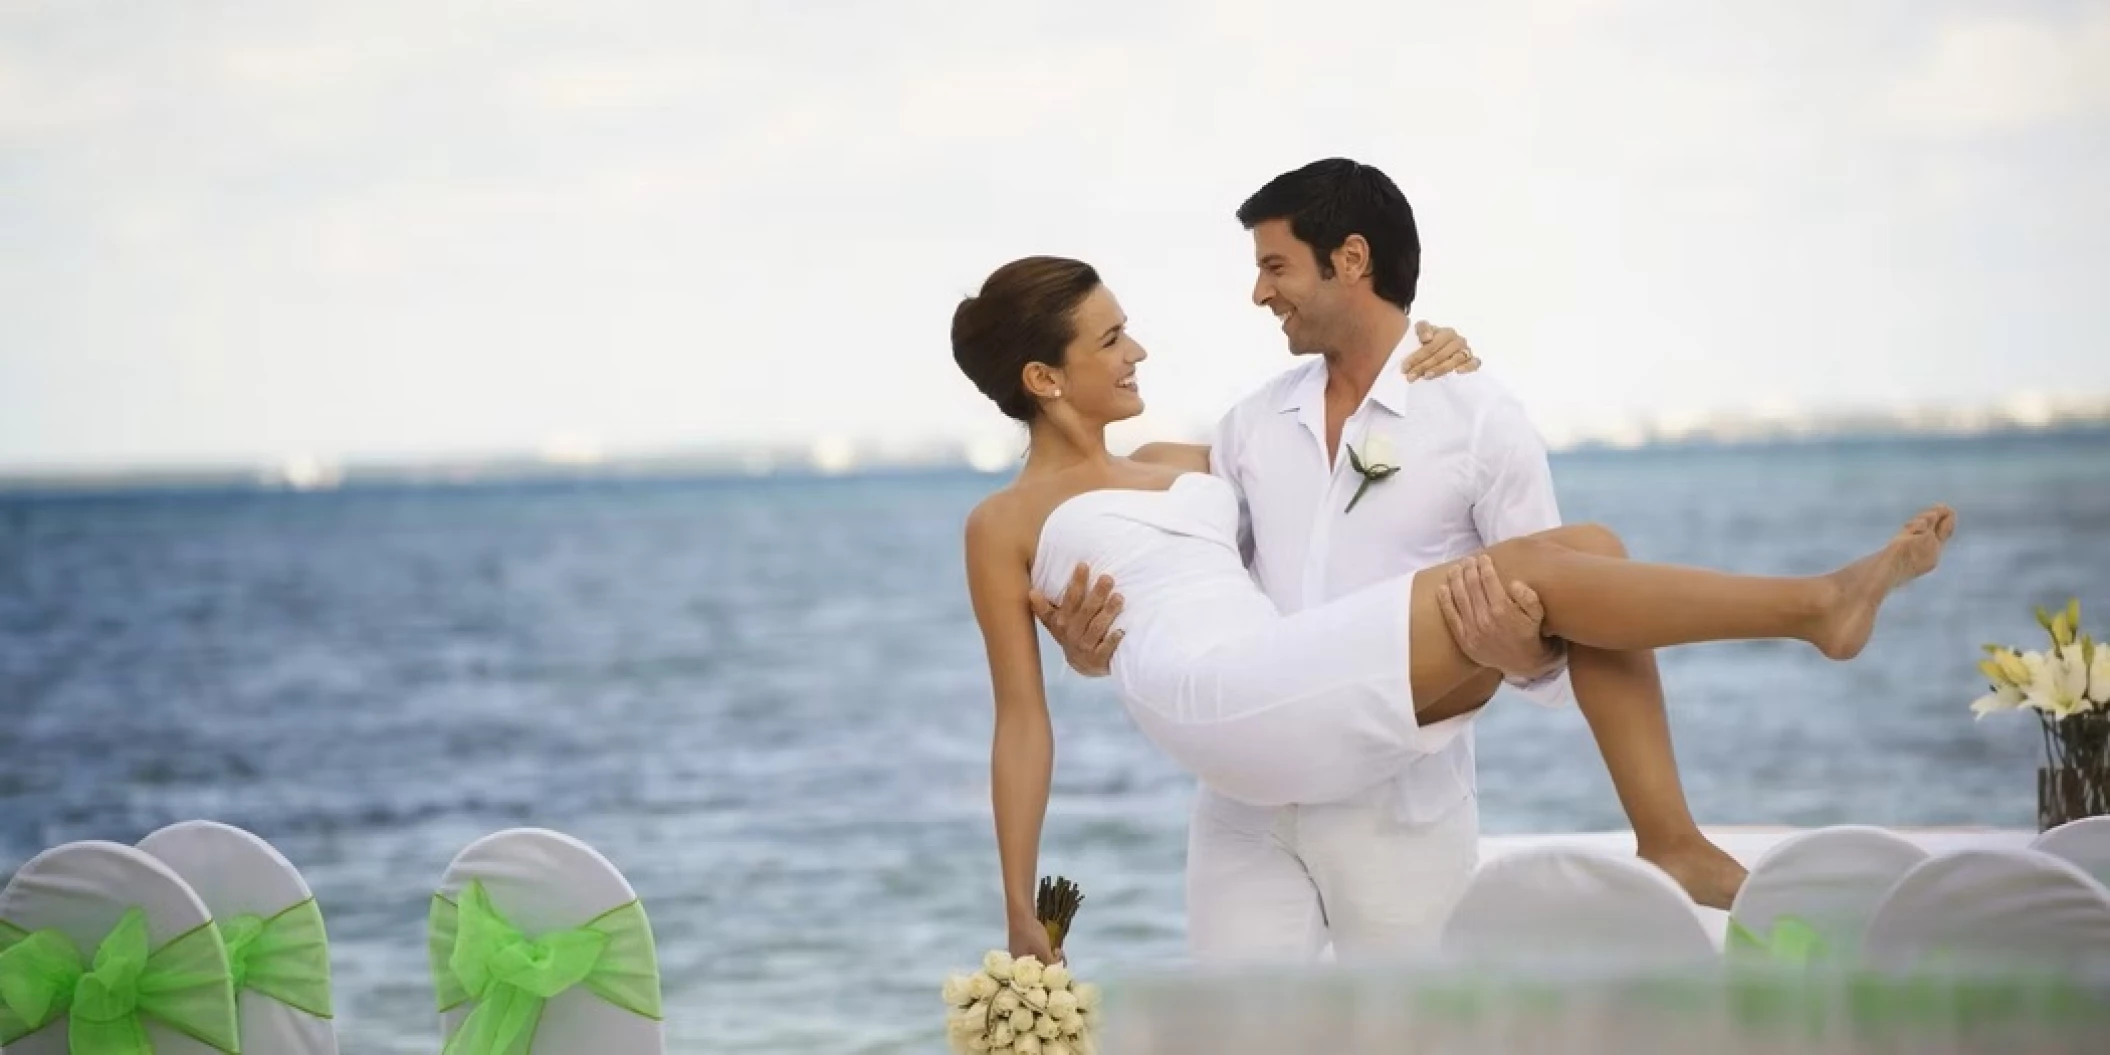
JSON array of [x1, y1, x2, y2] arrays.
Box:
[[1052, 389, 1062, 398]]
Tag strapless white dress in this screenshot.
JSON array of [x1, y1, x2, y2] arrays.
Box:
[[1031, 472, 1437, 807]]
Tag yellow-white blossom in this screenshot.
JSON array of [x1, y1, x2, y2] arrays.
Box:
[[1073, 983, 1101, 1011], [1047, 990, 1078, 1018], [1023, 986, 1049, 1011], [1010, 1007, 1036, 1033], [969, 973, 1000, 1001], [983, 950, 1014, 981], [1971, 681, 2026, 718], [944, 973, 975, 1006], [2049, 601, 2080, 650], [1014, 1034, 1043, 1055], [1046, 1042, 1074, 1055], [1980, 648, 2031, 690], [993, 989, 1021, 1015], [1011, 957, 1044, 988], [2090, 643, 2110, 706], [1040, 964, 1071, 991], [1035, 1012, 1063, 1040], [2025, 648, 2092, 718]]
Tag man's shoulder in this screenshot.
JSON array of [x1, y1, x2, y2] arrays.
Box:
[[1414, 369, 1525, 410], [1406, 370, 1535, 431]]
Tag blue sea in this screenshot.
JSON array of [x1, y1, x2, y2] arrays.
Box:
[[3, 432, 2107, 1053]]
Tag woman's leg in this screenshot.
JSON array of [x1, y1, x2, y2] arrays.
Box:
[[1405, 508, 1950, 906], [1405, 505, 1955, 707], [1538, 526, 1750, 908], [1565, 641, 1748, 906]]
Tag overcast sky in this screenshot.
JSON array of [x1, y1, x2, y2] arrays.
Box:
[[3, 0, 2106, 470]]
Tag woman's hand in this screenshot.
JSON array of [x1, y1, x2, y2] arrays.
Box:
[[1009, 915, 1064, 966], [1402, 320, 1482, 380]]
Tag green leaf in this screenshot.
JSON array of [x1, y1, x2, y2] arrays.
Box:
[[1345, 444, 1366, 474], [2037, 606, 2055, 632], [1345, 477, 1374, 513]]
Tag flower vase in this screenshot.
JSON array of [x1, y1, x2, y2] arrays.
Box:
[[2038, 764, 2110, 831]]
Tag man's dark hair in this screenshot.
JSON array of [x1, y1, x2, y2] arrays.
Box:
[[1236, 158, 1420, 310]]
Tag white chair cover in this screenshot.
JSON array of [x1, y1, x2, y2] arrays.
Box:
[[0, 840, 233, 1055], [137, 820, 338, 1054], [431, 827, 665, 1054], [1863, 847, 2110, 970], [1726, 825, 1929, 960], [1439, 847, 1717, 966], [2029, 815, 2110, 889]]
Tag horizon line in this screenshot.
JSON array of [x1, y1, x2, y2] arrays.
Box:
[[3, 418, 2106, 498]]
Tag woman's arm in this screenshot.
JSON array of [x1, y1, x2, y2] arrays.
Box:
[[963, 499, 1064, 962], [1130, 442, 1212, 471]]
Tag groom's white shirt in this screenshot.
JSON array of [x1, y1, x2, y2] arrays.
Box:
[[1209, 326, 1573, 823]]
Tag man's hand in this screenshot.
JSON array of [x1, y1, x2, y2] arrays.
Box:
[[1435, 554, 1564, 680], [1029, 563, 1125, 677], [1402, 320, 1482, 381]]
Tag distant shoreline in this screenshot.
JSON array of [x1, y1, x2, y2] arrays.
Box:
[[3, 422, 2105, 500]]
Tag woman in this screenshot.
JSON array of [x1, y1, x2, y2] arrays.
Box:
[[954, 256, 1954, 963]]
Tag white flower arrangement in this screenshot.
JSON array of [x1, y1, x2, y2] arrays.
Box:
[[941, 951, 1100, 1055], [1972, 598, 2110, 826], [1970, 599, 2110, 721]]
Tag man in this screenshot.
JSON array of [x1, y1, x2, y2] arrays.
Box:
[[1033, 158, 1742, 962]]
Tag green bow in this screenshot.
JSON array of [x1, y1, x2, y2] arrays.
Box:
[[429, 880, 662, 1055], [1726, 915, 1829, 964], [217, 897, 333, 1019], [0, 908, 240, 1054]]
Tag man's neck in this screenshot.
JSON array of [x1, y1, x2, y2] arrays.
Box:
[[1321, 305, 1411, 408]]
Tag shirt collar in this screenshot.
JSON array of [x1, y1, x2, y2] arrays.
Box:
[[1273, 320, 1417, 418]]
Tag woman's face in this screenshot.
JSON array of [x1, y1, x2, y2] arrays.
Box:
[[1045, 284, 1148, 425]]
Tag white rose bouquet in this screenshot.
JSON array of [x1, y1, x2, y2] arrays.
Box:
[[1970, 598, 2110, 826], [941, 877, 1100, 1055]]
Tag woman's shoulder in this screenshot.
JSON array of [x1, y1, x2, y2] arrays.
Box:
[[965, 485, 1036, 559]]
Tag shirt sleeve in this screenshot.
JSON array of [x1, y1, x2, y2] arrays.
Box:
[[1209, 406, 1257, 570], [1468, 387, 1574, 707]]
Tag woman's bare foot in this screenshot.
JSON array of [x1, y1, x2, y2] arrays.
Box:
[[1812, 504, 1957, 661], [1640, 836, 1748, 910]]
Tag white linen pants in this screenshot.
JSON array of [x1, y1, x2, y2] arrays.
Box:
[[1185, 783, 1480, 962]]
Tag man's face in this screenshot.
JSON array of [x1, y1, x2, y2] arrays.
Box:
[[1248, 219, 1342, 357]]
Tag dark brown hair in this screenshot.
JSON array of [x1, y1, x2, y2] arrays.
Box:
[[952, 256, 1102, 422], [1237, 158, 1420, 310]]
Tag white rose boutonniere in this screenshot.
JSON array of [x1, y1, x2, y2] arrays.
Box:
[[1344, 430, 1401, 513]]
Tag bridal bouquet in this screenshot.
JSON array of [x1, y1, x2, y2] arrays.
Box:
[[941, 877, 1101, 1054]]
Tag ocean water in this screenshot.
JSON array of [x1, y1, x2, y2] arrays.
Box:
[[2, 431, 2107, 1053]]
